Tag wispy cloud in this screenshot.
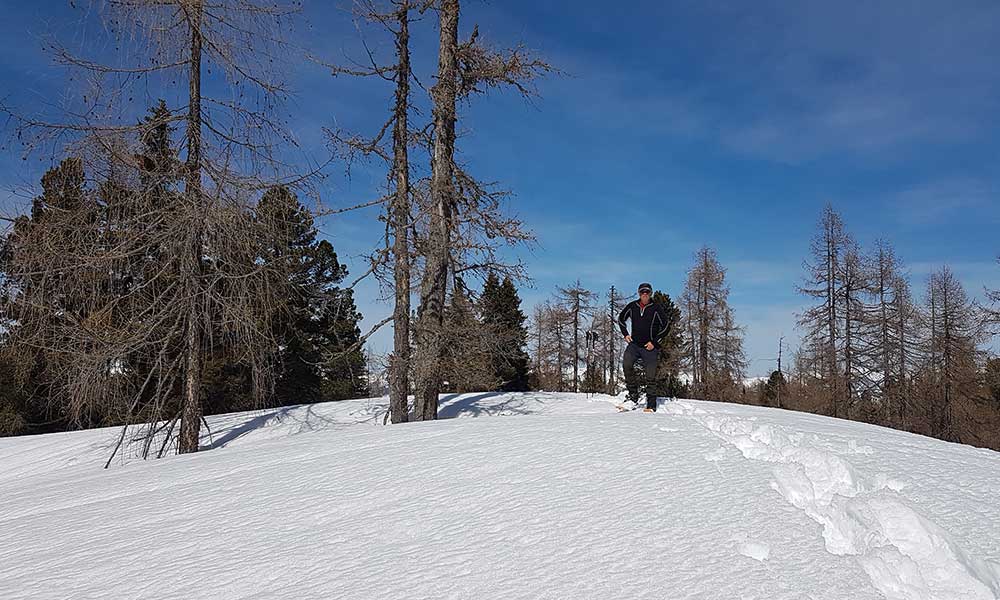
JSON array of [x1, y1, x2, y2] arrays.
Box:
[[888, 178, 999, 227]]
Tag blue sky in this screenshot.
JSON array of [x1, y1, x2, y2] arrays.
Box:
[[2, 1, 1000, 376]]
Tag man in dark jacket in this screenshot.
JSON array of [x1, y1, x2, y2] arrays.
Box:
[[618, 282, 670, 412]]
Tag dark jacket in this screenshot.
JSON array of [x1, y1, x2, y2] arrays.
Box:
[[618, 300, 670, 349]]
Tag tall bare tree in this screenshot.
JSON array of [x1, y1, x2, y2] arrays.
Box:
[[556, 280, 597, 392], [861, 240, 916, 422], [681, 246, 746, 398], [987, 255, 1000, 330], [839, 238, 870, 409], [320, 0, 430, 424], [798, 204, 850, 416], [412, 0, 551, 420], [918, 267, 985, 439]]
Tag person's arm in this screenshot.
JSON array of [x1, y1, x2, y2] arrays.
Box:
[[618, 303, 631, 338]]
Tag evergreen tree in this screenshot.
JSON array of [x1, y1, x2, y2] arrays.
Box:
[[650, 290, 686, 398], [441, 279, 495, 392], [761, 370, 787, 408], [254, 187, 366, 404], [479, 273, 530, 391]]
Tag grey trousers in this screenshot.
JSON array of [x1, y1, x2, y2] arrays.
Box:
[[623, 342, 659, 410]]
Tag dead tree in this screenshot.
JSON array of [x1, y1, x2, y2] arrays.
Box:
[[556, 280, 597, 392], [320, 0, 433, 424], [411, 0, 552, 420], [919, 267, 985, 440], [2, 0, 304, 458], [798, 204, 850, 417], [682, 246, 746, 398], [987, 256, 1000, 330]]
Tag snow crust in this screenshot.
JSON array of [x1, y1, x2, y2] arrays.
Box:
[[2, 392, 999, 599]]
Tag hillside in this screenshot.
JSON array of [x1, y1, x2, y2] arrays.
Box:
[[2, 393, 999, 599]]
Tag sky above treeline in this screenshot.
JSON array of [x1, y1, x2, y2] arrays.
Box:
[[2, 1, 999, 376]]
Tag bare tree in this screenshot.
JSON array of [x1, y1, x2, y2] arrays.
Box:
[[2, 0, 303, 458], [556, 280, 597, 392], [798, 204, 850, 416], [917, 267, 985, 440], [319, 0, 432, 424], [682, 246, 746, 399], [528, 300, 573, 391], [411, 0, 551, 420], [840, 238, 871, 411], [987, 255, 1000, 330], [860, 240, 917, 423]]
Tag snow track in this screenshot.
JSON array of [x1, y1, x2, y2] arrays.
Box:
[[669, 401, 1000, 600]]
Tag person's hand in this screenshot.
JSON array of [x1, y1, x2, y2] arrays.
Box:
[[645, 341, 654, 351], [625, 335, 632, 343]]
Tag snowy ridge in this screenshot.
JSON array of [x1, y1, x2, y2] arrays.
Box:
[[669, 401, 1000, 600], [2, 392, 1000, 599]]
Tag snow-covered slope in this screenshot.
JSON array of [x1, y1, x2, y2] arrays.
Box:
[[2, 393, 999, 600]]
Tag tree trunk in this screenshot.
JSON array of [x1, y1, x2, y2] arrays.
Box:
[[572, 298, 579, 392], [414, 0, 459, 421], [389, 2, 412, 425], [826, 223, 838, 418], [178, 0, 204, 454]]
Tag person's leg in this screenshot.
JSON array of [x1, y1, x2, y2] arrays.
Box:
[[622, 343, 640, 402], [641, 347, 660, 411]]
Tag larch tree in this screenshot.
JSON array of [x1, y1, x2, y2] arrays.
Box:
[[681, 246, 745, 399], [860, 240, 916, 423], [319, 0, 432, 424], [918, 267, 985, 440], [412, 0, 551, 419], [556, 280, 598, 392], [2, 0, 305, 458], [798, 204, 850, 417], [839, 238, 871, 411]]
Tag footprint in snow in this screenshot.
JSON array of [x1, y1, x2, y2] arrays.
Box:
[[738, 541, 770, 562]]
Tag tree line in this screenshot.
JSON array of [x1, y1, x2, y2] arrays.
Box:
[[761, 204, 1000, 450]]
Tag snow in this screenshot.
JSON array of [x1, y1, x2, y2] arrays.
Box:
[[2, 392, 1000, 600]]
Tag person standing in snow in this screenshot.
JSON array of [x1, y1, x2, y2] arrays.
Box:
[[618, 282, 671, 412]]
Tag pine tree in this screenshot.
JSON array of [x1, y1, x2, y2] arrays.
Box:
[[254, 187, 366, 404], [441, 279, 495, 392], [479, 273, 530, 391], [761, 370, 787, 408], [650, 290, 685, 398]]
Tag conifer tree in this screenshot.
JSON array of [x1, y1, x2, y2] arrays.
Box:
[[650, 290, 685, 398], [479, 273, 530, 391], [254, 187, 366, 404], [440, 279, 495, 392]]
